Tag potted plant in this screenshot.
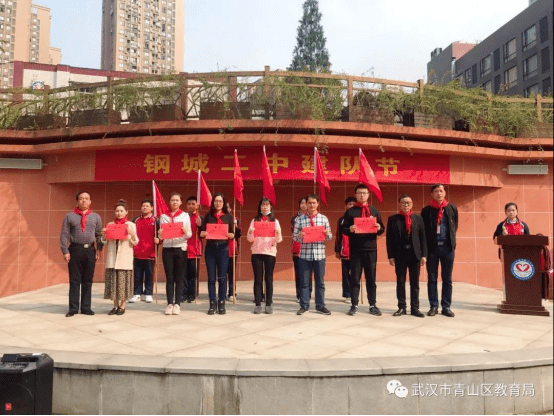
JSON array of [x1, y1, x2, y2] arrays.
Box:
[[69, 91, 120, 127], [349, 90, 395, 125]]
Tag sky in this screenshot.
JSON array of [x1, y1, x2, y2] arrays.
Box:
[[47, 0, 529, 82]]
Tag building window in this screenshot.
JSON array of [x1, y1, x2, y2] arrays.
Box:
[[539, 16, 549, 44], [525, 84, 539, 97], [464, 68, 472, 86], [482, 81, 492, 93], [480, 55, 492, 77], [119, 63, 124, 68], [504, 66, 517, 89], [522, 24, 536, 52], [503, 38, 516, 63], [542, 78, 551, 95], [541, 47, 550, 74], [523, 54, 537, 80]]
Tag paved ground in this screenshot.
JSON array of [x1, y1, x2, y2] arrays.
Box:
[[0, 282, 551, 359]]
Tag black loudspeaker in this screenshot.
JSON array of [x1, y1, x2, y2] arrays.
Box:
[[0, 354, 53, 415]]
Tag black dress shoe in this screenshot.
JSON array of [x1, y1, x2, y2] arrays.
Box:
[[116, 308, 125, 316], [65, 311, 76, 317], [81, 310, 95, 316], [347, 306, 358, 316], [428, 307, 438, 316], [441, 308, 455, 317], [393, 308, 407, 316], [411, 309, 425, 318], [108, 307, 118, 315]]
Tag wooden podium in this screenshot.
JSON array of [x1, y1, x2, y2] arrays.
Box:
[[496, 235, 550, 316]]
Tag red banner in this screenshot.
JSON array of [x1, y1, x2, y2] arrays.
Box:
[[95, 147, 450, 184]]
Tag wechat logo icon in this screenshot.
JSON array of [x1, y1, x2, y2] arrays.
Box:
[[387, 380, 409, 398]]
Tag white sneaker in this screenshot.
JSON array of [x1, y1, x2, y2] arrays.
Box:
[[172, 304, 180, 315], [165, 304, 173, 315], [345, 298, 352, 304], [145, 295, 153, 303], [129, 295, 141, 303]]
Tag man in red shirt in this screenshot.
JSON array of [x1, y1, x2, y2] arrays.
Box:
[[130, 199, 159, 303], [183, 196, 203, 303]]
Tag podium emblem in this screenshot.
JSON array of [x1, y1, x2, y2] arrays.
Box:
[[510, 258, 535, 281]]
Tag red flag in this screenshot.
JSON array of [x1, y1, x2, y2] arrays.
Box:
[[234, 149, 244, 207], [262, 146, 276, 205], [197, 170, 212, 207], [152, 180, 169, 217], [359, 148, 383, 203], [314, 147, 331, 205]]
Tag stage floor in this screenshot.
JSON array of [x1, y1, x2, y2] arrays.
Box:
[[0, 282, 552, 359]]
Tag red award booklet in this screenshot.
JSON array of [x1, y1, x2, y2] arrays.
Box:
[[302, 226, 326, 243], [106, 223, 128, 240], [205, 223, 229, 240], [354, 217, 377, 233], [254, 221, 276, 238], [161, 222, 184, 239]]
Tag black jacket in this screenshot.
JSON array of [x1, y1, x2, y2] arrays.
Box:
[[421, 203, 458, 251], [334, 214, 347, 256], [386, 213, 427, 261], [200, 213, 240, 241], [340, 206, 385, 252]]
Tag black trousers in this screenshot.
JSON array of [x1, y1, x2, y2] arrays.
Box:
[[162, 248, 186, 305], [252, 254, 276, 306], [68, 245, 96, 313], [349, 250, 377, 307], [394, 249, 421, 310], [183, 258, 198, 299], [341, 259, 352, 298], [227, 256, 237, 297]]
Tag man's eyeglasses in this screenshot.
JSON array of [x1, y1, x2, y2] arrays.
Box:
[[400, 201, 412, 206]]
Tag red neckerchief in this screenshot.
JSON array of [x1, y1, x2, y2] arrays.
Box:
[[399, 210, 413, 234], [355, 202, 370, 218], [504, 218, 524, 235], [74, 207, 92, 232], [114, 217, 129, 225], [214, 212, 225, 224], [261, 214, 269, 222], [429, 199, 449, 225], [167, 209, 183, 223], [306, 212, 318, 227]]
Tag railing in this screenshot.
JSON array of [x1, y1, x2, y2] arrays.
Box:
[[0, 66, 552, 137]]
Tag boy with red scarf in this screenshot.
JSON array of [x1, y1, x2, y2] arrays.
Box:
[[335, 196, 357, 304], [341, 184, 385, 316], [130, 199, 159, 304], [421, 183, 458, 318], [386, 194, 427, 318], [60, 191, 103, 317], [183, 196, 203, 303]]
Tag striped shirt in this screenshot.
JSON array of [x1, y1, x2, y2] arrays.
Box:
[[60, 212, 104, 255], [292, 212, 332, 261]]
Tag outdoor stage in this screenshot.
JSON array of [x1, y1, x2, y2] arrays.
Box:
[[0, 281, 552, 414]]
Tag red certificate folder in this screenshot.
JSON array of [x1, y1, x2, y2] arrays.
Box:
[[205, 223, 229, 240], [161, 222, 184, 239], [106, 223, 128, 240], [354, 217, 377, 233], [254, 221, 276, 238], [302, 226, 326, 243]]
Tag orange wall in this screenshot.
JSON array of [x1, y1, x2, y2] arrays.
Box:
[[0, 156, 552, 298]]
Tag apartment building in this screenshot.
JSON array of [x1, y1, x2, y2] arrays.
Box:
[[428, 0, 553, 96], [0, 0, 61, 89], [100, 0, 184, 75]]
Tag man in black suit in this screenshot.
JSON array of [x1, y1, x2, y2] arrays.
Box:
[[387, 194, 427, 318], [421, 183, 458, 318]]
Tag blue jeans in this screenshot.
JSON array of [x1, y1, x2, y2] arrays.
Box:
[[298, 258, 326, 310], [133, 259, 154, 296], [426, 244, 455, 309], [205, 242, 229, 301]]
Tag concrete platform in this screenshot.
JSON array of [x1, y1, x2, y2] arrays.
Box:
[[0, 282, 552, 414]]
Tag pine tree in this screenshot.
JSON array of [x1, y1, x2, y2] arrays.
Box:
[[288, 0, 331, 73]]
